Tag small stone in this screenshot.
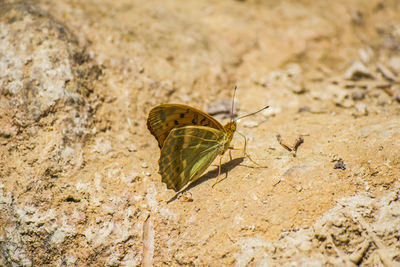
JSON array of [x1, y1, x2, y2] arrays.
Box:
[[141, 162, 148, 168], [351, 89, 365, 101], [250, 193, 258, 201], [286, 63, 302, 77], [242, 121, 259, 128], [290, 83, 307, 94], [334, 159, 346, 170], [333, 89, 353, 108], [355, 103, 368, 114], [344, 61, 374, 81], [262, 107, 281, 117], [127, 144, 137, 152], [124, 172, 141, 183], [377, 63, 397, 82], [298, 106, 311, 113], [294, 184, 303, 192]]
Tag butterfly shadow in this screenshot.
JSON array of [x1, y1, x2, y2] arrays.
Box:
[[167, 157, 245, 203]]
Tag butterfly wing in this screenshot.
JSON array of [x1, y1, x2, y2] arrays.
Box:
[[147, 104, 225, 148], [159, 125, 226, 191]]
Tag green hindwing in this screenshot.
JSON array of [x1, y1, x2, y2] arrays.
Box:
[[159, 125, 226, 191]]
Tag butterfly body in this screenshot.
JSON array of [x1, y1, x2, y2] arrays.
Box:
[[221, 121, 236, 153], [147, 104, 236, 191]]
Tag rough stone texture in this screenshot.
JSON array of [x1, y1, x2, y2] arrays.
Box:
[[234, 183, 400, 266], [0, 2, 103, 266], [1, 0, 400, 266]]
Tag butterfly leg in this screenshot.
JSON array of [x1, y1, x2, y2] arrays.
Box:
[[236, 130, 248, 155], [231, 130, 267, 168], [228, 146, 268, 168], [243, 150, 267, 168], [212, 156, 225, 188]]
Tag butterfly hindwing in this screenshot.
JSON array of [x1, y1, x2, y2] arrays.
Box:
[[147, 104, 225, 148], [159, 125, 226, 191]]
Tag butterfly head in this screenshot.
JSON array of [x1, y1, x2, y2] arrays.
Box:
[[224, 121, 237, 137], [226, 121, 236, 132]]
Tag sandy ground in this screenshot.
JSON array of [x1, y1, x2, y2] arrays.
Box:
[[1, 0, 399, 266]]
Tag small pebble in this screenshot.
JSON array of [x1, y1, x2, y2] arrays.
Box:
[[377, 63, 397, 82], [127, 144, 137, 152], [351, 89, 365, 101], [262, 107, 281, 117], [294, 184, 303, 192], [334, 159, 346, 170], [243, 121, 259, 128], [344, 61, 374, 80]]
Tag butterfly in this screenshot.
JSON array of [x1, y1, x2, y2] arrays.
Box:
[[147, 94, 268, 192]]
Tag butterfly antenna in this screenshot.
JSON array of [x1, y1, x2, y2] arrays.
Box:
[[235, 105, 269, 121], [231, 85, 237, 121]]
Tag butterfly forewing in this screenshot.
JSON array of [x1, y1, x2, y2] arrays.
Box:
[[159, 126, 226, 191], [147, 104, 225, 148]]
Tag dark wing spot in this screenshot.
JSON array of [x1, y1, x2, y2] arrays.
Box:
[[200, 117, 206, 124], [192, 113, 198, 124], [186, 109, 190, 113], [174, 120, 179, 125], [180, 113, 185, 118]]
